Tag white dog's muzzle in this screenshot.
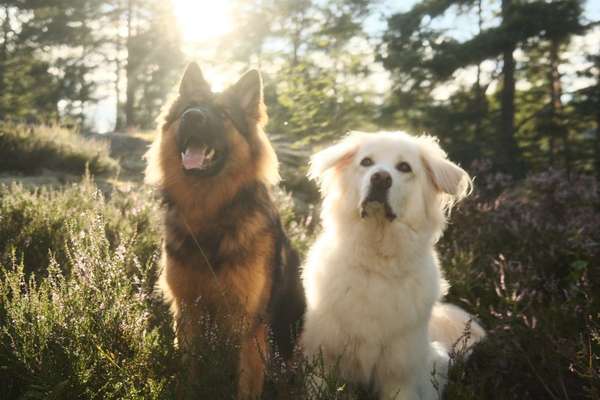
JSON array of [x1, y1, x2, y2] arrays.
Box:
[[360, 169, 397, 221]]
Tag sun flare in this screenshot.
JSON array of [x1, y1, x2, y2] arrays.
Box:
[[172, 0, 233, 42]]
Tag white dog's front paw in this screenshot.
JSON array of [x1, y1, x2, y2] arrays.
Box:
[[380, 384, 420, 400], [424, 341, 449, 399]]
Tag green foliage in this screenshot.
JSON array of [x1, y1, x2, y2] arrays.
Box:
[[266, 63, 376, 145], [0, 122, 119, 176], [0, 51, 61, 120], [1, 164, 599, 399], [379, 0, 597, 177], [0, 178, 173, 399], [0, 0, 109, 122], [0, 0, 184, 129], [0, 178, 353, 399], [382, 0, 584, 82], [118, 0, 185, 129], [273, 187, 317, 256], [440, 167, 600, 399], [0, 177, 158, 277], [225, 0, 378, 145]]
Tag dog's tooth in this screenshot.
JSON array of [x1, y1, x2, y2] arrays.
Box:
[[207, 149, 215, 159]]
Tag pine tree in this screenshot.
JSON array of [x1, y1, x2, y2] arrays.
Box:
[[113, 0, 183, 129], [222, 0, 377, 143], [381, 0, 585, 176]]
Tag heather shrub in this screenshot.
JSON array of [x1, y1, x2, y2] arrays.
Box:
[[441, 166, 600, 399], [0, 200, 174, 399], [0, 122, 119, 176], [274, 187, 318, 256], [0, 175, 160, 275], [1, 168, 598, 399], [0, 178, 352, 399]]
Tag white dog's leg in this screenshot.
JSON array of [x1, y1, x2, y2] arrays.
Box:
[[375, 340, 449, 400], [380, 385, 420, 400], [422, 341, 449, 399], [372, 331, 427, 400]]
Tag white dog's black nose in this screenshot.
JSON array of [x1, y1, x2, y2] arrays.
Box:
[[371, 171, 392, 189]]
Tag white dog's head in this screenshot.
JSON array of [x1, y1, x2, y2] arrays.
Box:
[[309, 131, 471, 237]]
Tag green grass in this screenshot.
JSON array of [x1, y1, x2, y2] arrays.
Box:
[[0, 177, 353, 399], [0, 168, 598, 399], [0, 122, 119, 176], [0, 177, 170, 399], [439, 169, 600, 399]]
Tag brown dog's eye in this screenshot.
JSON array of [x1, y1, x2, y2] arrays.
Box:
[[396, 162, 412, 173], [360, 157, 373, 167]]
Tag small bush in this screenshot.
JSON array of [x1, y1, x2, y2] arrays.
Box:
[[0, 122, 119, 176], [441, 166, 600, 399], [0, 175, 160, 275], [1, 168, 598, 399], [0, 182, 173, 399], [0, 178, 353, 399]]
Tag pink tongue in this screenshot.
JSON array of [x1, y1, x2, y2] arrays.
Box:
[[182, 147, 207, 170]]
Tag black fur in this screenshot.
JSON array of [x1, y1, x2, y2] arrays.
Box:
[[268, 222, 305, 359], [162, 182, 306, 357]]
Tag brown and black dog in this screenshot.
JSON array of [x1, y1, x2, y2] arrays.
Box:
[[145, 62, 305, 398]]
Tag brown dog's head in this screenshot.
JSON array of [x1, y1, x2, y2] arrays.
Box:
[[145, 63, 279, 195]]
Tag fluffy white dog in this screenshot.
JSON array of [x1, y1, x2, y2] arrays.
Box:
[[301, 131, 485, 400]]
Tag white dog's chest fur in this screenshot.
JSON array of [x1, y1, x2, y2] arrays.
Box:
[[302, 131, 484, 399], [302, 226, 443, 388]]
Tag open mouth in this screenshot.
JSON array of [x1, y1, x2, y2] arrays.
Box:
[[180, 142, 223, 174], [360, 193, 397, 222]]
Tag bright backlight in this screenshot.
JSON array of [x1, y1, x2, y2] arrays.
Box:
[[172, 1, 232, 42]]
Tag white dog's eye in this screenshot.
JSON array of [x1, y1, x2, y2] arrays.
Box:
[[396, 161, 412, 173], [360, 157, 373, 167]]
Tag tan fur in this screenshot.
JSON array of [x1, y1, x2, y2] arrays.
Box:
[[146, 64, 283, 399], [239, 323, 269, 397]]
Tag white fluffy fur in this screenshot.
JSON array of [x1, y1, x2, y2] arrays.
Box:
[[302, 131, 485, 400]]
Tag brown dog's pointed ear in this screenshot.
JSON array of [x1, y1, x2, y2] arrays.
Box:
[[227, 69, 264, 120], [179, 62, 212, 98]]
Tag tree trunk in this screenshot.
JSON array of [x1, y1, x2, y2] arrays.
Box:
[[595, 109, 600, 181], [548, 39, 570, 175], [125, 0, 136, 129], [291, 25, 300, 67], [473, 0, 485, 153], [0, 6, 10, 118], [110, 0, 124, 131], [115, 53, 123, 131], [499, 0, 521, 176], [595, 77, 600, 181]]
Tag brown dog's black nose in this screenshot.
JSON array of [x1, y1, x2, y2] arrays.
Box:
[[181, 108, 207, 127], [371, 171, 392, 189]]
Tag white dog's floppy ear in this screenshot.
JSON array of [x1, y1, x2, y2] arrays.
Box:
[[308, 132, 365, 181], [419, 136, 472, 202]]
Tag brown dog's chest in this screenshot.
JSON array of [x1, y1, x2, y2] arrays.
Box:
[[165, 222, 260, 273], [161, 186, 278, 319]]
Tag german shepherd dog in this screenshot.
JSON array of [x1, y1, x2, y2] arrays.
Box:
[[145, 63, 305, 398]]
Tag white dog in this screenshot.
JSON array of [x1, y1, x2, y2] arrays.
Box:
[[301, 131, 485, 400]]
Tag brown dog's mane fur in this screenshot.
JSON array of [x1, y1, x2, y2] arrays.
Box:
[[145, 87, 278, 228], [145, 64, 305, 398]]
